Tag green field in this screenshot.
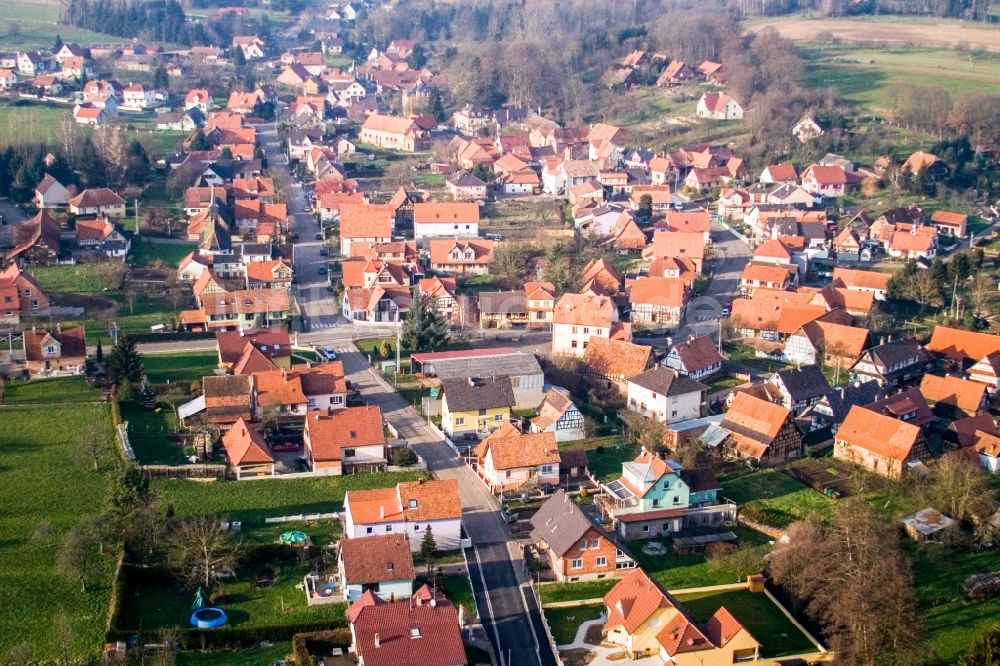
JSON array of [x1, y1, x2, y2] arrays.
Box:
[[29, 263, 123, 293], [143, 350, 218, 385], [721, 470, 835, 528], [0, 401, 115, 661], [152, 470, 429, 523], [438, 573, 478, 619], [0, 0, 180, 50], [121, 402, 186, 465], [674, 589, 817, 658], [130, 238, 198, 268], [801, 43, 1000, 110], [558, 435, 632, 482], [0, 102, 68, 147], [2, 376, 99, 404]]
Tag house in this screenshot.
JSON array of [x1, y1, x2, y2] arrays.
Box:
[[34, 174, 72, 209], [413, 202, 480, 240], [877, 222, 937, 260], [801, 164, 847, 197], [930, 210, 967, 237], [339, 203, 395, 256], [74, 217, 130, 258], [233, 35, 266, 60], [342, 285, 411, 324], [72, 104, 108, 126], [303, 405, 387, 474], [646, 231, 705, 273], [832, 267, 891, 301], [23, 326, 87, 370], [975, 431, 1000, 473], [580, 257, 623, 295], [346, 586, 468, 666], [627, 277, 688, 328], [862, 387, 936, 430], [759, 164, 799, 185], [926, 326, 1000, 367], [739, 263, 794, 296], [721, 392, 802, 465], [525, 281, 556, 329], [445, 171, 487, 200], [803, 380, 883, 433], [602, 568, 762, 663], [360, 114, 426, 152], [530, 387, 586, 442], [245, 259, 293, 290], [440, 376, 515, 439], [662, 210, 712, 243], [969, 351, 1000, 395], [220, 418, 275, 479], [695, 92, 743, 120], [184, 88, 214, 112], [583, 337, 655, 394], [475, 430, 560, 492], [200, 374, 254, 427], [850, 338, 930, 387], [766, 365, 831, 412], [216, 327, 292, 369], [428, 238, 493, 275], [834, 406, 930, 479], [418, 276, 458, 320], [783, 319, 869, 370], [452, 104, 491, 134], [530, 490, 634, 582], [226, 90, 259, 115], [429, 352, 543, 411], [552, 293, 629, 356], [343, 479, 463, 551], [611, 214, 648, 253], [903, 151, 948, 179], [0, 264, 49, 324], [627, 366, 707, 423], [68, 188, 126, 218], [0, 69, 16, 90], [919, 374, 988, 418], [657, 60, 695, 86], [792, 116, 825, 143], [663, 336, 724, 380], [597, 450, 735, 538], [942, 413, 998, 453], [122, 83, 155, 110], [5, 210, 63, 265], [338, 533, 414, 602]]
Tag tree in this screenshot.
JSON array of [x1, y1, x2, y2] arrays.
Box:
[[111, 460, 150, 514], [491, 243, 532, 289], [53, 34, 63, 52], [923, 456, 996, 530], [378, 339, 393, 359], [77, 420, 109, 471], [152, 64, 169, 89], [401, 296, 450, 353], [419, 525, 437, 575], [231, 46, 246, 68], [969, 273, 996, 317], [96, 339, 104, 363], [391, 446, 417, 466], [636, 194, 653, 223], [167, 516, 242, 589], [706, 544, 764, 582], [189, 128, 211, 151], [106, 335, 145, 386], [56, 517, 108, 591], [52, 608, 74, 665], [125, 140, 151, 185], [960, 625, 1000, 666], [905, 271, 945, 313], [622, 412, 667, 453]]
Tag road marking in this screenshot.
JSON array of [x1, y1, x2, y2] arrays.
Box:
[[471, 544, 506, 666]]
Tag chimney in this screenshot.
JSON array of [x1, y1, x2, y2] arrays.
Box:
[[55, 322, 61, 333], [374, 633, 380, 648], [430, 596, 436, 607], [380, 504, 384, 519]]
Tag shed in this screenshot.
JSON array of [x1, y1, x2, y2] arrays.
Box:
[[902, 508, 956, 542]]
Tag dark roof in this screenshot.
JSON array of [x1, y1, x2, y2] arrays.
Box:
[[679, 467, 720, 493], [671, 335, 724, 374], [441, 376, 515, 412], [944, 414, 999, 449], [529, 490, 596, 557], [478, 291, 527, 315], [447, 171, 487, 187], [559, 449, 589, 474], [771, 365, 830, 402], [866, 339, 925, 370], [819, 380, 883, 423], [630, 366, 707, 396]]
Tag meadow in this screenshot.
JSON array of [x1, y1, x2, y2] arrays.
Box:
[[143, 350, 219, 385], [0, 0, 122, 51], [0, 395, 115, 662], [129, 239, 199, 269]]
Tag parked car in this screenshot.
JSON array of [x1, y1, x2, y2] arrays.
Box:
[[314, 232, 323, 241], [272, 441, 299, 452], [319, 346, 337, 361], [318, 266, 328, 276]]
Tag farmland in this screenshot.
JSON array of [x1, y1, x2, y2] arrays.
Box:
[[0, 397, 115, 662], [0, 0, 122, 51]]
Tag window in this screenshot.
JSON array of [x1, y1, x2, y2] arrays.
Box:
[[571, 340, 578, 349], [343, 448, 355, 458], [642, 525, 650, 533], [365, 526, 374, 535], [570, 559, 583, 570], [456, 417, 465, 425], [673, 496, 681, 504], [541, 465, 553, 474], [414, 524, 420, 531], [596, 556, 607, 567], [478, 408, 486, 416], [572, 326, 578, 334], [579, 539, 588, 550], [505, 470, 512, 478], [591, 539, 599, 549], [671, 411, 677, 418], [408, 499, 418, 509], [385, 525, 393, 532], [583, 327, 590, 334]]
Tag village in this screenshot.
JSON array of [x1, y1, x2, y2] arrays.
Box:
[[1, 0, 1000, 665]]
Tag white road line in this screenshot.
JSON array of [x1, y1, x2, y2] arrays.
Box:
[[471, 544, 506, 666]]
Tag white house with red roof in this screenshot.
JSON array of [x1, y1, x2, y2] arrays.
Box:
[[343, 479, 463, 550], [695, 92, 743, 120], [801, 164, 847, 197], [220, 418, 275, 478], [303, 405, 386, 474]]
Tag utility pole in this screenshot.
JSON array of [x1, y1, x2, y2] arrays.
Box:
[[134, 198, 140, 235], [395, 321, 401, 373]]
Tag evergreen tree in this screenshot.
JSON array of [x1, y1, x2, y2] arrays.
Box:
[[231, 46, 246, 68], [125, 140, 151, 186], [96, 339, 103, 363], [636, 194, 653, 223], [152, 64, 169, 89], [218, 146, 233, 160], [106, 335, 145, 386], [400, 294, 425, 352], [111, 460, 150, 513], [189, 128, 211, 151], [53, 34, 63, 52], [427, 86, 447, 123], [419, 526, 437, 575], [400, 295, 450, 353]]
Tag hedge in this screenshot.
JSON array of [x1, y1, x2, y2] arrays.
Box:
[[291, 628, 352, 666], [108, 620, 348, 650]]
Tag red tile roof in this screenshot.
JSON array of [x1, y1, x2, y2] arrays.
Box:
[[305, 405, 385, 462], [837, 405, 922, 462], [927, 326, 1000, 363], [339, 203, 394, 240], [221, 418, 274, 466]]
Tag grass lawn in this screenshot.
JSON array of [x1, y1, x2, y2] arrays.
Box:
[[2, 376, 99, 404], [538, 580, 617, 605], [0, 101, 67, 146], [559, 436, 631, 482], [0, 0, 130, 51], [177, 643, 291, 665], [118, 563, 346, 632], [130, 238, 197, 268], [437, 573, 478, 619], [144, 350, 219, 385], [721, 470, 835, 528], [909, 542, 1000, 663], [626, 529, 771, 592], [544, 604, 604, 645], [706, 375, 745, 392], [29, 263, 123, 293], [0, 403, 116, 662], [674, 589, 817, 658], [121, 401, 186, 466], [152, 470, 429, 523]]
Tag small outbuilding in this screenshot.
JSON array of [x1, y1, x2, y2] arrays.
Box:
[[902, 507, 956, 542]]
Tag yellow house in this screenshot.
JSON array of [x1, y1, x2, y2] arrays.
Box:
[[440, 376, 515, 439], [603, 569, 762, 664]]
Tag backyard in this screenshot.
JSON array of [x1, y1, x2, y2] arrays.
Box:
[[544, 604, 604, 645], [121, 401, 187, 465], [558, 435, 632, 482], [720, 469, 836, 529], [29, 263, 123, 293], [130, 238, 198, 268], [143, 350, 219, 385], [1, 376, 100, 404]]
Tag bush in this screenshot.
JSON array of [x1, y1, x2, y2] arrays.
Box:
[[291, 628, 352, 666], [391, 447, 418, 466]]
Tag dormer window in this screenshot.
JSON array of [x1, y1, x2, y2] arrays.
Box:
[[408, 499, 417, 509], [350, 430, 357, 439], [410, 627, 421, 638]]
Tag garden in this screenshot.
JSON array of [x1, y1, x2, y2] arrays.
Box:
[[720, 468, 836, 529]]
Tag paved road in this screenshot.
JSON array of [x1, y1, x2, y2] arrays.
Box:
[[333, 343, 557, 666]]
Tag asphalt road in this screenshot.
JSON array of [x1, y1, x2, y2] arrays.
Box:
[[333, 343, 557, 666]]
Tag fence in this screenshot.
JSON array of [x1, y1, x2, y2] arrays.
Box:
[[265, 512, 340, 524], [117, 422, 136, 461], [141, 464, 226, 479]]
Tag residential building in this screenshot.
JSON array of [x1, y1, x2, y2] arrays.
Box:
[[525, 281, 556, 329], [184, 88, 214, 112], [360, 114, 426, 152], [832, 267, 891, 301], [216, 327, 292, 369], [765, 365, 831, 412], [850, 338, 930, 387], [413, 202, 480, 241], [430, 352, 544, 411], [339, 203, 395, 256], [663, 336, 724, 380], [597, 450, 734, 539], [530, 387, 586, 442], [628, 277, 688, 328], [530, 490, 635, 582], [428, 238, 493, 275], [303, 405, 387, 474], [926, 326, 1000, 367], [626, 366, 707, 423], [74, 217, 130, 258], [834, 406, 931, 479], [440, 376, 515, 439], [200, 374, 254, 427], [22, 325, 86, 369], [801, 164, 847, 197], [338, 533, 414, 602], [919, 374, 988, 418], [68, 188, 126, 218], [343, 479, 462, 551], [969, 351, 1000, 395], [930, 210, 968, 237], [783, 320, 869, 370], [602, 568, 761, 663], [695, 92, 743, 120], [645, 231, 705, 273], [445, 171, 487, 200], [34, 174, 72, 209], [862, 387, 936, 429], [220, 418, 275, 479], [552, 293, 629, 357], [0, 264, 49, 324], [477, 291, 528, 328], [721, 392, 802, 465], [583, 337, 655, 394], [474, 430, 560, 492]]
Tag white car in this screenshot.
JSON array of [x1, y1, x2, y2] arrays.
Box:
[[319, 346, 337, 361]]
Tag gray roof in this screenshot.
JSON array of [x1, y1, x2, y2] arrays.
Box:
[[441, 376, 515, 411], [629, 366, 707, 397], [771, 365, 830, 402], [478, 291, 527, 315], [447, 171, 487, 187], [529, 490, 596, 557], [819, 380, 883, 423], [433, 352, 541, 381]]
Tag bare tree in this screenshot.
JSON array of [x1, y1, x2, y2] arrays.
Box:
[[969, 273, 996, 317], [56, 519, 108, 591], [923, 456, 996, 529], [52, 608, 75, 665], [905, 271, 944, 313], [124, 289, 138, 315], [77, 420, 109, 471], [167, 516, 242, 589], [57, 112, 80, 166], [92, 123, 128, 187], [706, 544, 764, 582]]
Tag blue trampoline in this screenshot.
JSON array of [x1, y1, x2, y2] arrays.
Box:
[[190, 607, 228, 629]]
